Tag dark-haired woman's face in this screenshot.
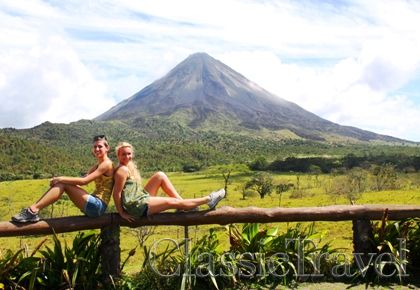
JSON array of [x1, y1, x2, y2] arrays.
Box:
[[92, 140, 109, 158]]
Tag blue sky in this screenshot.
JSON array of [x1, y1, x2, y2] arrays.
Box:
[[1, 0, 420, 141]]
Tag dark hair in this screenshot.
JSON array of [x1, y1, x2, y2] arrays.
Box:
[[93, 134, 107, 142], [93, 135, 109, 147]]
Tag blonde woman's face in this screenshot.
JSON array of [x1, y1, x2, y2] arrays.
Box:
[[118, 146, 133, 165]]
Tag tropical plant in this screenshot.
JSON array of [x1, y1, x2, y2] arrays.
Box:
[[269, 223, 339, 284], [38, 232, 102, 289], [133, 237, 183, 290], [406, 218, 420, 270], [0, 232, 103, 289], [352, 211, 412, 285], [0, 238, 47, 290], [227, 223, 340, 287]]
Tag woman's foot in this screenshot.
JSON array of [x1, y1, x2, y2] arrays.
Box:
[[207, 189, 226, 209], [12, 208, 40, 223]]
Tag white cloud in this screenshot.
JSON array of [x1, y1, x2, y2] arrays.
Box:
[[0, 35, 113, 128], [219, 34, 420, 141]]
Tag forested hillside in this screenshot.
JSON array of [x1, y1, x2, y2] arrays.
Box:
[[1, 119, 420, 181]]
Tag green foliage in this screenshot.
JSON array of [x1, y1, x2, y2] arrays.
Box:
[[275, 183, 294, 206], [0, 232, 102, 290], [406, 219, 420, 269], [266, 154, 420, 175], [124, 223, 342, 289], [245, 172, 274, 199], [326, 168, 367, 204], [227, 223, 340, 287], [0, 238, 48, 290], [370, 163, 398, 191], [2, 119, 420, 180], [249, 157, 268, 171], [347, 167, 368, 194], [39, 232, 102, 289], [351, 214, 414, 285]]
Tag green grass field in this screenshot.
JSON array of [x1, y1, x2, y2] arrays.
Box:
[[1, 167, 420, 273]]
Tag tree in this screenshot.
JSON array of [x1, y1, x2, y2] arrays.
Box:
[[236, 183, 254, 200], [249, 157, 268, 171], [245, 172, 274, 199], [275, 183, 294, 206], [371, 163, 398, 191], [222, 169, 232, 198], [327, 175, 353, 204], [327, 168, 367, 204], [347, 167, 367, 193]]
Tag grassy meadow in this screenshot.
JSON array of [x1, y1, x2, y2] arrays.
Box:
[[1, 166, 420, 274]]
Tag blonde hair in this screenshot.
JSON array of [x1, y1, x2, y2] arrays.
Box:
[[115, 142, 141, 184]]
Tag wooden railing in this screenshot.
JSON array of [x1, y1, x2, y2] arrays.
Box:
[[2, 205, 420, 237], [1, 205, 420, 281]]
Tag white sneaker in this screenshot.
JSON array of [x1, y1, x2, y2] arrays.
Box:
[[207, 189, 226, 209]]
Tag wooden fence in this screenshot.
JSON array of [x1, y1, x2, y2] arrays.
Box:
[[1, 205, 420, 281]]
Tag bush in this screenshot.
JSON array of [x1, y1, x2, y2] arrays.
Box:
[[0, 233, 102, 290], [130, 223, 342, 289]]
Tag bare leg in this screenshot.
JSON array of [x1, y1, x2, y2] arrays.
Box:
[[144, 171, 183, 199], [30, 183, 90, 213], [147, 196, 210, 215]]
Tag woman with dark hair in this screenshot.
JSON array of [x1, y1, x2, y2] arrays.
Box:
[[12, 135, 114, 223], [113, 142, 225, 222]]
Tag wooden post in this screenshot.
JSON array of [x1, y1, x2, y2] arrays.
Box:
[[100, 213, 121, 284], [352, 219, 376, 256], [182, 226, 191, 289]]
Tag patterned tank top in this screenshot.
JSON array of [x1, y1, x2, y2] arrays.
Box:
[[93, 173, 114, 205]]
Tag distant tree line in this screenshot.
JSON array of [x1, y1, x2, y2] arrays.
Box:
[[249, 153, 420, 173]]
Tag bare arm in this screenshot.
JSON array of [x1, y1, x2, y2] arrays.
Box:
[[85, 164, 99, 176], [50, 160, 113, 186], [113, 166, 135, 222]]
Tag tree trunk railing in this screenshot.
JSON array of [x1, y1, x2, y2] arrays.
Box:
[[2, 205, 420, 237], [1, 205, 420, 281]]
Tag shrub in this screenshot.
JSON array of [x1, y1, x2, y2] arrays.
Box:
[[0, 233, 102, 290]]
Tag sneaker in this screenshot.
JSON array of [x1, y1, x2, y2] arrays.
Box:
[[207, 189, 226, 209], [12, 208, 40, 223]]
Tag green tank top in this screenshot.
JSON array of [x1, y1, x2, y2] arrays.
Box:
[[122, 178, 149, 217]]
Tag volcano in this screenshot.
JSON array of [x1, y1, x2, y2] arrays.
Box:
[[96, 52, 401, 142]]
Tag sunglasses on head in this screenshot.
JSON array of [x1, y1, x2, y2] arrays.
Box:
[[93, 135, 108, 142]]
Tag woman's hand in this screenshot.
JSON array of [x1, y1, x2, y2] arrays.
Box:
[[120, 211, 136, 223], [50, 177, 62, 187]]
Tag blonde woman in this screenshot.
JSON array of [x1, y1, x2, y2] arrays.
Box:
[[113, 142, 225, 222], [12, 135, 114, 222]]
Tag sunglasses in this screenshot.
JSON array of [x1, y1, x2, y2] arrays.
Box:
[[93, 135, 108, 142]]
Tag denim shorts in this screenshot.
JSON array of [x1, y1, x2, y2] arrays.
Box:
[[84, 195, 107, 217]]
